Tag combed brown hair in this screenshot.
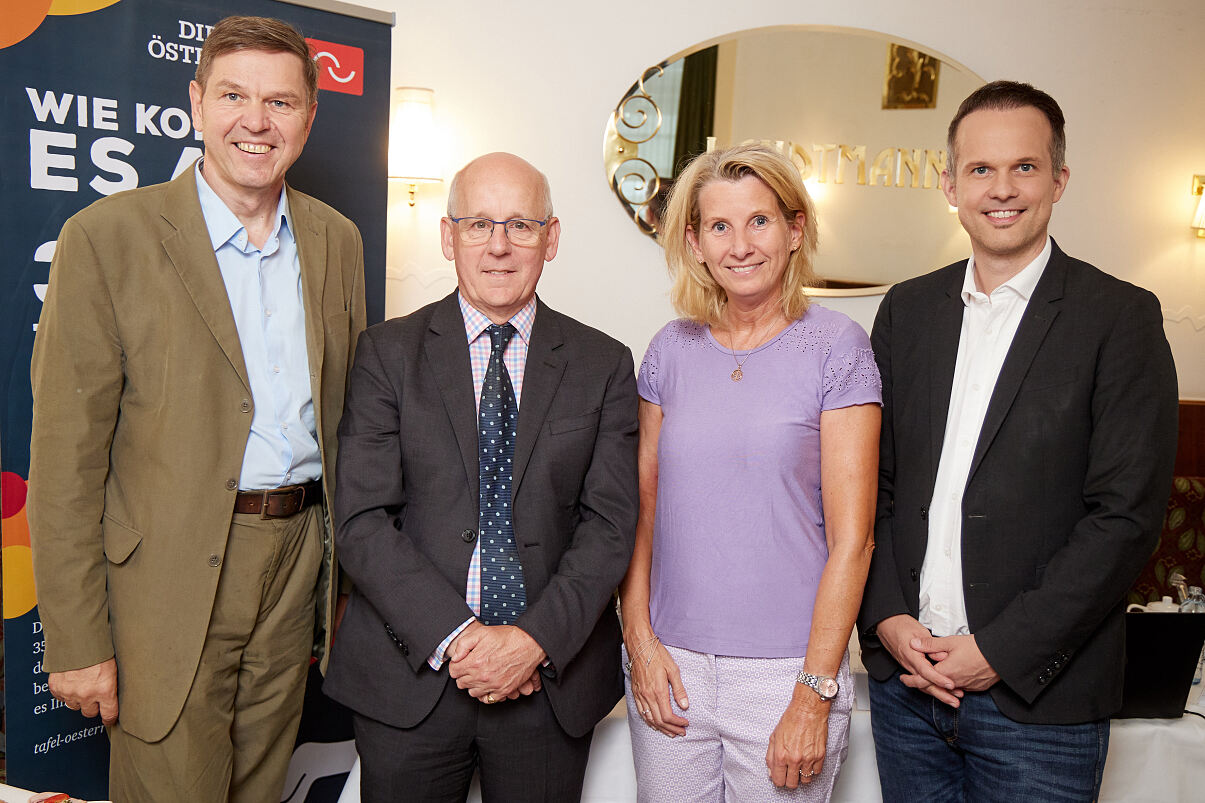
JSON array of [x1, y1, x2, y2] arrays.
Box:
[[195, 16, 318, 106], [947, 80, 1066, 173], [662, 143, 819, 325]]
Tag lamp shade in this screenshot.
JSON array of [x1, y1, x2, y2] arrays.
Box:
[[388, 87, 442, 182]]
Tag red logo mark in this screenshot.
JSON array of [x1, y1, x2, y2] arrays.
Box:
[[307, 38, 364, 96]]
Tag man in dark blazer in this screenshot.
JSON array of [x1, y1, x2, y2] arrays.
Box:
[[324, 152, 639, 801], [858, 81, 1178, 802]]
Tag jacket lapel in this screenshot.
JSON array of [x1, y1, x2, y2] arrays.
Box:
[[289, 187, 328, 423], [927, 265, 967, 486], [160, 169, 250, 392], [513, 298, 566, 495], [425, 294, 481, 499], [967, 242, 1067, 481]]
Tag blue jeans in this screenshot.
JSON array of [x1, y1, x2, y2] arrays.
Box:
[[868, 672, 1109, 803]]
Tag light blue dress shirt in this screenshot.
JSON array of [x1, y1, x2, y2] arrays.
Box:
[[195, 162, 321, 489]]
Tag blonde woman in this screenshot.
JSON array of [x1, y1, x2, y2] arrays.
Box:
[[619, 144, 880, 801]]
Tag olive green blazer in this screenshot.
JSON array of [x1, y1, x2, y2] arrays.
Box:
[[28, 166, 365, 741]]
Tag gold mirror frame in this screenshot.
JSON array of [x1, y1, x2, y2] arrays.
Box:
[[603, 25, 984, 297]]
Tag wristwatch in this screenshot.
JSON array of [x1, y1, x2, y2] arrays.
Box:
[[796, 669, 839, 701]]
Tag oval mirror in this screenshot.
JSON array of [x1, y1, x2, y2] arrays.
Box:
[[603, 26, 984, 296]]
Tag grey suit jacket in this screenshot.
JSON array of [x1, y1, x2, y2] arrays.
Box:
[[28, 166, 366, 741], [858, 240, 1178, 724], [324, 292, 639, 738]]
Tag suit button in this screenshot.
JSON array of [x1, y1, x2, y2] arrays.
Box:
[[225, 479, 237, 490], [240, 399, 251, 413], [208, 554, 221, 567], [910, 568, 919, 582], [461, 529, 477, 543], [920, 506, 928, 520]]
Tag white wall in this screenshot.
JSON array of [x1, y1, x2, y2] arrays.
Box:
[[359, 0, 1205, 397]]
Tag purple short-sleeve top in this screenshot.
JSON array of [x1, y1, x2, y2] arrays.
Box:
[[637, 305, 881, 658]]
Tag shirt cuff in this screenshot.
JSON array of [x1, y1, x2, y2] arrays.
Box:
[[427, 617, 476, 671]]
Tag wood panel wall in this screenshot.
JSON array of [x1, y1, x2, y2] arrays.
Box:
[[1176, 400, 1205, 477]]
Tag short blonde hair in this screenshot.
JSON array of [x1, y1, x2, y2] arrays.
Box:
[[662, 143, 819, 325]]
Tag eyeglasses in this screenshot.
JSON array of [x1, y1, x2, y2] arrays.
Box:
[[449, 216, 549, 247]]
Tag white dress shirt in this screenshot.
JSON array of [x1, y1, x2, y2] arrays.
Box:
[[919, 238, 1052, 637]]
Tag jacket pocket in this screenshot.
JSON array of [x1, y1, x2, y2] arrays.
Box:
[[1022, 368, 1078, 394], [325, 308, 350, 334], [548, 408, 601, 435], [102, 515, 143, 565]]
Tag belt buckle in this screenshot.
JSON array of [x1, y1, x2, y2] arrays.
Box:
[[260, 485, 299, 520], [260, 488, 275, 520]]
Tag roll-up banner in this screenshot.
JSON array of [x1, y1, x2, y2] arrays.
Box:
[[1, 1, 391, 798]]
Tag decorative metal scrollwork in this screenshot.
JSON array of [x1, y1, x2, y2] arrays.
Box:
[[615, 66, 664, 144], [603, 65, 666, 239]]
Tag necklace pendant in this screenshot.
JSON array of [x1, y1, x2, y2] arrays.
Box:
[[730, 367, 743, 382]]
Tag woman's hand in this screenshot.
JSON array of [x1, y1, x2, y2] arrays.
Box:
[[765, 695, 829, 788], [626, 638, 690, 737]]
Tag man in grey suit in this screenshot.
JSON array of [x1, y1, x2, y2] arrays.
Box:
[[324, 152, 639, 801], [858, 81, 1178, 801]]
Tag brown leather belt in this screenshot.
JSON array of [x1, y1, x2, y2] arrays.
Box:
[[233, 480, 322, 519]]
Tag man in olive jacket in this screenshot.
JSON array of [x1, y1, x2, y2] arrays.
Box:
[[27, 16, 365, 802]]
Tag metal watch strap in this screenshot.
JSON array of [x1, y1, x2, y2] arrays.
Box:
[[796, 669, 838, 701]]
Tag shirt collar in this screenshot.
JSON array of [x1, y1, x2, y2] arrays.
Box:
[[194, 159, 291, 252], [961, 236, 1051, 305], [457, 293, 537, 346]]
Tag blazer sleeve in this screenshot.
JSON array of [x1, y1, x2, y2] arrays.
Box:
[[515, 345, 639, 673], [858, 285, 912, 637], [346, 224, 368, 376], [27, 217, 123, 672], [975, 287, 1178, 703], [338, 224, 367, 597]]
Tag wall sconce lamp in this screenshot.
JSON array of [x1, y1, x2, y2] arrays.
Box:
[[388, 87, 442, 206], [1193, 175, 1205, 237]]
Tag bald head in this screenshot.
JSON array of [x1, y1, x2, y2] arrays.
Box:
[[440, 152, 560, 323], [446, 152, 554, 220]]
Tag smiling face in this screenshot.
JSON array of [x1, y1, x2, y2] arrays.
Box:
[[440, 153, 560, 324], [943, 105, 1069, 277], [189, 48, 316, 211], [685, 175, 804, 314]]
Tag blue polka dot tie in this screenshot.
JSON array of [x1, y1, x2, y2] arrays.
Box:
[[478, 323, 526, 625]]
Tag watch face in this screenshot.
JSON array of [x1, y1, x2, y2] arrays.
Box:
[[818, 677, 839, 699]]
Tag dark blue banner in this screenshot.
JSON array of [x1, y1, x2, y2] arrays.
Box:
[[1, 1, 389, 797]]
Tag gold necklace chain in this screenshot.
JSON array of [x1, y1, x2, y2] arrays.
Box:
[[720, 319, 783, 382]]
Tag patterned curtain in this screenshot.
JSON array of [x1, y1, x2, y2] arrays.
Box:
[[1130, 477, 1205, 605]]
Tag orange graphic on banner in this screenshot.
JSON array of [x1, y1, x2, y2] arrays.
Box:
[[2, 472, 38, 618], [49, 0, 123, 13], [0, 0, 121, 50]]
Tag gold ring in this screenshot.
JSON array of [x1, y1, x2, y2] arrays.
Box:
[[486, 693, 496, 704]]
